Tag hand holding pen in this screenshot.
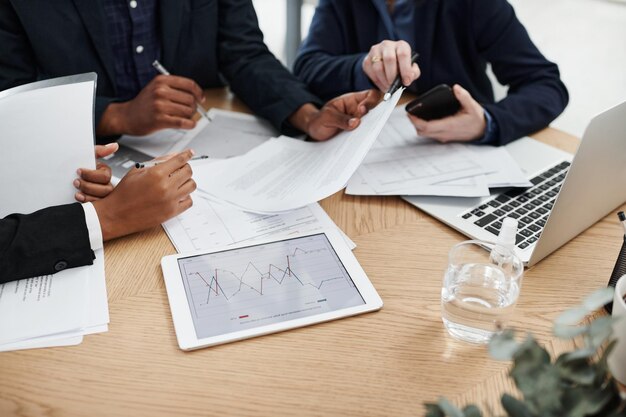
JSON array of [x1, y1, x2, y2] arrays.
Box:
[[361, 40, 420, 98]]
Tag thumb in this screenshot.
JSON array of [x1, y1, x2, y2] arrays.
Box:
[[324, 108, 360, 131], [95, 143, 119, 159], [453, 84, 475, 110]]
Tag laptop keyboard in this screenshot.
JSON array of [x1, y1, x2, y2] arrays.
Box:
[[460, 161, 571, 250]]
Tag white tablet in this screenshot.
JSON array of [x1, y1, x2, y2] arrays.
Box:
[[161, 229, 383, 350]]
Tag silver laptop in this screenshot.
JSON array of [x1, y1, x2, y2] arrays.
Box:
[[404, 101, 626, 267]]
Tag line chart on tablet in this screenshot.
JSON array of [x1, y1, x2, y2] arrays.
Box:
[[177, 234, 363, 323]]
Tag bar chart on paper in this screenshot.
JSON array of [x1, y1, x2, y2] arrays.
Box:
[[177, 234, 365, 339]]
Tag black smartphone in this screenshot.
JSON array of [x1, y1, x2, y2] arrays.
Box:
[[405, 84, 461, 120]]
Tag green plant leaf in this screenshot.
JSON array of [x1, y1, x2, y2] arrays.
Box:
[[553, 323, 589, 339], [562, 386, 615, 417], [461, 405, 483, 417], [555, 306, 588, 326], [425, 403, 445, 417], [582, 287, 614, 311], [587, 316, 617, 349], [501, 394, 534, 417], [489, 330, 520, 361], [437, 398, 465, 417], [555, 354, 596, 385], [597, 339, 618, 377]]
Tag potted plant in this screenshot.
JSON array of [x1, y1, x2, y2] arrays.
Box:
[[425, 288, 626, 417]]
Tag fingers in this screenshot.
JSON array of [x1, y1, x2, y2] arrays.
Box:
[[157, 114, 196, 130], [155, 75, 204, 103], [453, 84, 476, 111], [381, 44, 398, 86], [365, 44, 389, 91], [323, 108, 360, 131], [172, 163, 194, 188], [73, 178, 114, 200], [78, 164, 112, 184], [395, 41, 417, 86], [94, 143, 119, 159], [357, 89, 383, 113], [154, 149, 195, 176], [176, 178, 197, 200], [176, 195, 194, 214]]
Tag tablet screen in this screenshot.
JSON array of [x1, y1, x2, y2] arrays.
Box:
[[177, 233, 365, 339]]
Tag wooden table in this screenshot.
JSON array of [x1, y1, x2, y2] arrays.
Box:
[[1, 89, 622, 416]]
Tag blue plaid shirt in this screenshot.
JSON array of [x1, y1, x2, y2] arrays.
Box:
[[103, 0, 161, 100]]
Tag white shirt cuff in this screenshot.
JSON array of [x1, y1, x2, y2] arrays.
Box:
[[81, 202, 104, 251]]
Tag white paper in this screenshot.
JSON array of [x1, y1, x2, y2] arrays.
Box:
[[346, 172, 491, 197], [117, 109, 278, 159], [372, 106, 430, 149], [468, 146, 532, 188], [194, 89, 403, 213], [162, 194, 355, 253], [357, 143, 493, 194], [0, 335, 84, 352], [0, 76, 96, 217]]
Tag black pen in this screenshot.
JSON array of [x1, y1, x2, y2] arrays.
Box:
[[618, 211, 626, 235], [135, 155, 209, 169], [383, 52, 419, 101]]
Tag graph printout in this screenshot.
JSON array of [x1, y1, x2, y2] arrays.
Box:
[[177, 234, 365, 339]]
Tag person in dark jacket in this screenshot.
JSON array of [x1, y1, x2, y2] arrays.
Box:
[[294, 0, 569, 145], [0, 0, 379, 144]]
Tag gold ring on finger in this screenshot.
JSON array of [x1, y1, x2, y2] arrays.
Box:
[[370, 55, 383, 64]]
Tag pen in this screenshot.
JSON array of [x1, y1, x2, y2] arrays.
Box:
[[618, 211, 626, 236], [135, 155, 209, 169], [152, 60, 212, 122], [383, 52, 419, 101]]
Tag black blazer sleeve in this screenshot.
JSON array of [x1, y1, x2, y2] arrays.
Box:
[[0, 203, 95, 284], [216, 0, 323, 132]]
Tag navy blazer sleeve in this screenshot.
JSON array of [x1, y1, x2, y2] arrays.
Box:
[[473, 0, 569, 144], [0, 203, 95, 284], [293, 0, 368, 101], [217, 0, 323, 132]]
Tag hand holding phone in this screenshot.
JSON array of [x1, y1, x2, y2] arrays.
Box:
[[405, 84, 461, 120]]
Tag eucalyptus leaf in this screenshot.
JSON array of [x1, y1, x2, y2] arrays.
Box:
[[489, 330, 520, 361], [425, 403, 445, 417], [562, 386, 614, 417], [461, 405, 482, 417], [437, 398, 465, 417], [555, 356, 596, 385], [559, 348, 597, 362], [598, 339, 618, 376], [582, 287, 615, 311], [587, 316, 617, 349], [501, 394, 533, 417], [555, 306, 588, 326], [553, 323, 589, 339]]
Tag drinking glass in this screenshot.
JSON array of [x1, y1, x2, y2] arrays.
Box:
[[441, 240, 524, 344]]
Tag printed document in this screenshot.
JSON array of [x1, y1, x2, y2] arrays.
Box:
[[162, 194, 355, 253], [0, 74, 96, 217], [194, 89, 403, 213]]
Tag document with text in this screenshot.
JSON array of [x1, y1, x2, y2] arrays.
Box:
[[193, 89, 403, 213]]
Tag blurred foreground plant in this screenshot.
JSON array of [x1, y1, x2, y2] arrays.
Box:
[[426, 287, 626, 417]]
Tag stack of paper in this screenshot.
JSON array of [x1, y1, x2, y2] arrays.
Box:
[[192, 89, 403, 214], [345, 108, 531, 197], [162, 193, 356, 253], [0, 250, 109, 352], [0, 74, 109, 351]]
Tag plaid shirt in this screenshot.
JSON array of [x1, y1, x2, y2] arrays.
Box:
[[103, 0, 161, 100]]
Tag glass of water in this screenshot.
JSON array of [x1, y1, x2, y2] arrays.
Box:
[[441, 240, 524, 344]]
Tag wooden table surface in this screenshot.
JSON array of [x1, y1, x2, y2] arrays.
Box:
[[1, 89, 622, 417]]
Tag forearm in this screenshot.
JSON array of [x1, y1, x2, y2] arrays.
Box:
[[96, 101, 128, 138], [0, 204, 94, 284], [287, 103, 318, 135]]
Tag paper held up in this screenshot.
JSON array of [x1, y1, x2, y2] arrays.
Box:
[[193, 89, 403, 214]]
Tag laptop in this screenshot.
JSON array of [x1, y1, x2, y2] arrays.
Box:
[[404, 101, 626, 267]]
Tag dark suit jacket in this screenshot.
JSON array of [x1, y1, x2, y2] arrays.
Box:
[[294, 0, 569, 145], [0, 204, 94, 284], [0, 0, 320, 143]]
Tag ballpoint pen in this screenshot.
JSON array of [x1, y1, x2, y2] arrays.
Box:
[[152, 60, 212, 122], [383, 52, 419, 101], [135, 155, 209, 169]]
